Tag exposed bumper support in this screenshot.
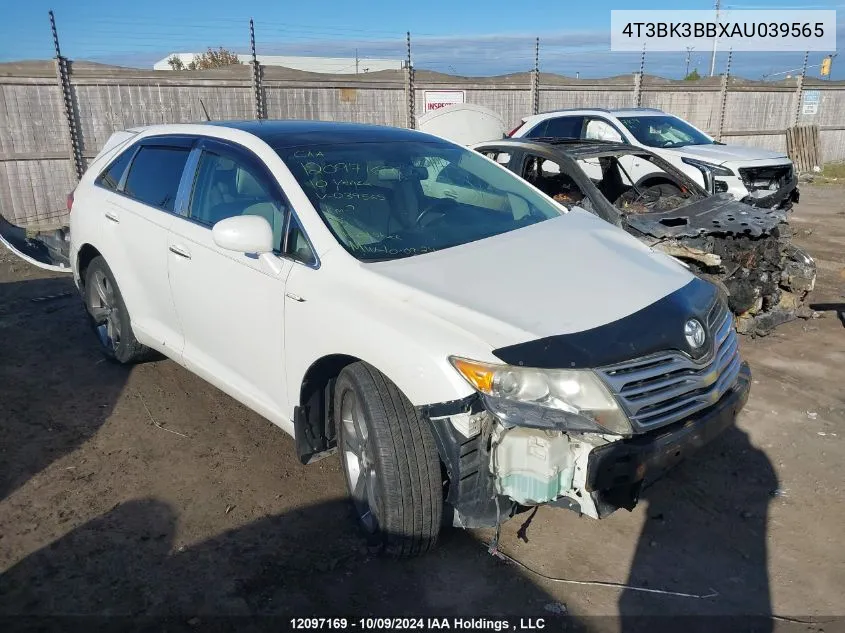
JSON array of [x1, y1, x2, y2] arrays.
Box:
[[426, 363, 751, 527]]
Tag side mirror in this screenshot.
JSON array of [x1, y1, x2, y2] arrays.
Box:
[[212, 215, 274, 254]]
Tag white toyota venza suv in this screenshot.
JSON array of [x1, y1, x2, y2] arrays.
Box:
[[68, 120, 750, 556], [509, 108, 799, 209]]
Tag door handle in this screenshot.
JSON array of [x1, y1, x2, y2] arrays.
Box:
[[169, 244, 192, 260], [285, 292, 306, 302], [104, 210, 120, 223]]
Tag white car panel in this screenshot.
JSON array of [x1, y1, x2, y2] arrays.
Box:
[[99, 192, 183, 354], [167, 216, 296, 428], [365, 209, 692, 342]]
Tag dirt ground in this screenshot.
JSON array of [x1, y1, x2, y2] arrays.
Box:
[[1, 185, 843, 631]]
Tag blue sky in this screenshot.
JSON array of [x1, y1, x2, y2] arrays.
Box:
[[0, 0, 841, 79]]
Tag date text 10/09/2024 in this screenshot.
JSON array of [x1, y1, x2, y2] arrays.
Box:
[[289, 618, 549, 630]]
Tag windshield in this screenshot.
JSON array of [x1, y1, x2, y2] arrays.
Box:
[[276, 141, 564, 261], [617, 115, 714, 149]]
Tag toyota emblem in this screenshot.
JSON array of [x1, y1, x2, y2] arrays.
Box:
[[684, 319, 706, 350]]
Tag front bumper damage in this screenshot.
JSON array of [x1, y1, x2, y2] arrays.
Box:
[[738, 166, 799, 211], [424, 363, 751, 528]]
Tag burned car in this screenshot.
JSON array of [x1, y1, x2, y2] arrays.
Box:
[[472, 138, 816, 335]]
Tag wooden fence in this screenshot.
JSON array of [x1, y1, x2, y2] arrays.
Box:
[[1, 60, 844, 227]]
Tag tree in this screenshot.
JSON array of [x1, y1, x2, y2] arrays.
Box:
[[166, 48, 242, 71], [187, 47, 242, 70], [167, 55, 185, 71], [684, 69, 702, 81]]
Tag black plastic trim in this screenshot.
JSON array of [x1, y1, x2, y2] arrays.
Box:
[[417, 393, 479, 419], [428, 417, 515, 529]]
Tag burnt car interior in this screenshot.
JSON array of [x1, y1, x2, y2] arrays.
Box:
[[519, 151, 707, 215]]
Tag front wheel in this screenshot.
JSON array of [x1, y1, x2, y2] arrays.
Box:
[[335, 362, 443, 557]]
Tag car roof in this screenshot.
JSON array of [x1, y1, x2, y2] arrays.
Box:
[[525, 107, 667, 121], [477, 137, 650, 159], [205, 119, 445, 148]]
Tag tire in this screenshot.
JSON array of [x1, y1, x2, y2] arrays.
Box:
[[83, 256, 150, 364], [645, 183, 682, 196], [334, 362, 443, 557]]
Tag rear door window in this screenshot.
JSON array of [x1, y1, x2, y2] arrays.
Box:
[[522, 154, 588, 206], [542, 116, 586, 139], [95, 148, 135, 191], [123, 146, 191, 212]]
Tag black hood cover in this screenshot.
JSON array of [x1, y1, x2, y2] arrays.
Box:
[[492, 277, 720, 369]]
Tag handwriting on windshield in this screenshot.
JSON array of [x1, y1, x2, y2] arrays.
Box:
[[349, 244, 436, 257]]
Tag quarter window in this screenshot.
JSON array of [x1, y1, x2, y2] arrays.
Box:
[[284, 215, 317, 266], [188, 149, 287, 251], [123, 146, 191, 212], [95, 148, 135, 191]]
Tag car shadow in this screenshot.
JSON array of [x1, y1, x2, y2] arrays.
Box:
[[0, 497, 594, 632], [618, 425, 777, 630], [0, 275, 134, 502]]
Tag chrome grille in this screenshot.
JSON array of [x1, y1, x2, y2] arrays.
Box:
[[597, 301, 741, 431]]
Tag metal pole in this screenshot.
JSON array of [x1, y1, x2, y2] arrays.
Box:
[[635, 44, 646, 106], [709, 0, 720, 77], [531, 37, 540, 115], [249, 18, 264, 120], [50, 10, 84, 181], [717, 48, 732, 141], [406, 32, 415, 129], [794, 50, 809, 126], [685, 47, 693, 78]]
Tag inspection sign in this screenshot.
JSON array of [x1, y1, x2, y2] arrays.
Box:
[[423, 90, 466, 112], [802, 90, 821, 115]]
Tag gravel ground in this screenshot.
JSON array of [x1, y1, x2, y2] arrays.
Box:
[[1, 185, 843, 631]]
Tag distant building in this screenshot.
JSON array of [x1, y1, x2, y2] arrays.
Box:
[[153, 54, 404, 74]]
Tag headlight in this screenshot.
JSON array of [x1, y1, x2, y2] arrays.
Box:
[[449, 357, 632, 435], [681, 157, 734, 177]]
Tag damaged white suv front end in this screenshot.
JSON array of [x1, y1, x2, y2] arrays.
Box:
[[407, 262, 751, 528]]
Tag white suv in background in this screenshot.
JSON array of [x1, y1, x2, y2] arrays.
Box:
[[509, 108, 799, 209]]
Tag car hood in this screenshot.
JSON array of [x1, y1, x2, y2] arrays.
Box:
[[625, 194, 787, 239], [364, 208, 695, 349], [675, 144, 788, 165]]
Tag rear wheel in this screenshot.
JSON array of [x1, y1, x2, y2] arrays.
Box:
[[335, 362, 443, 557], [83, 256, 150, 364]]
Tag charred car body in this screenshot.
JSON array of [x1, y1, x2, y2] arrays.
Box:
[[472, 138, 816, 335]]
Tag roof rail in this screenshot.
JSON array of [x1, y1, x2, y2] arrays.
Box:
[[610, 107, 665, 113], [535, 107, 611, 116]]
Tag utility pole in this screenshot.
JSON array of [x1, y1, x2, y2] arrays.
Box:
[[355, 48, 359, 74], [685, 46, 694, 78], [531, 37, 540, 115], [405, 32, 415, 129], [709, 0, 720, 77], [50, 10, 84, 181]]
